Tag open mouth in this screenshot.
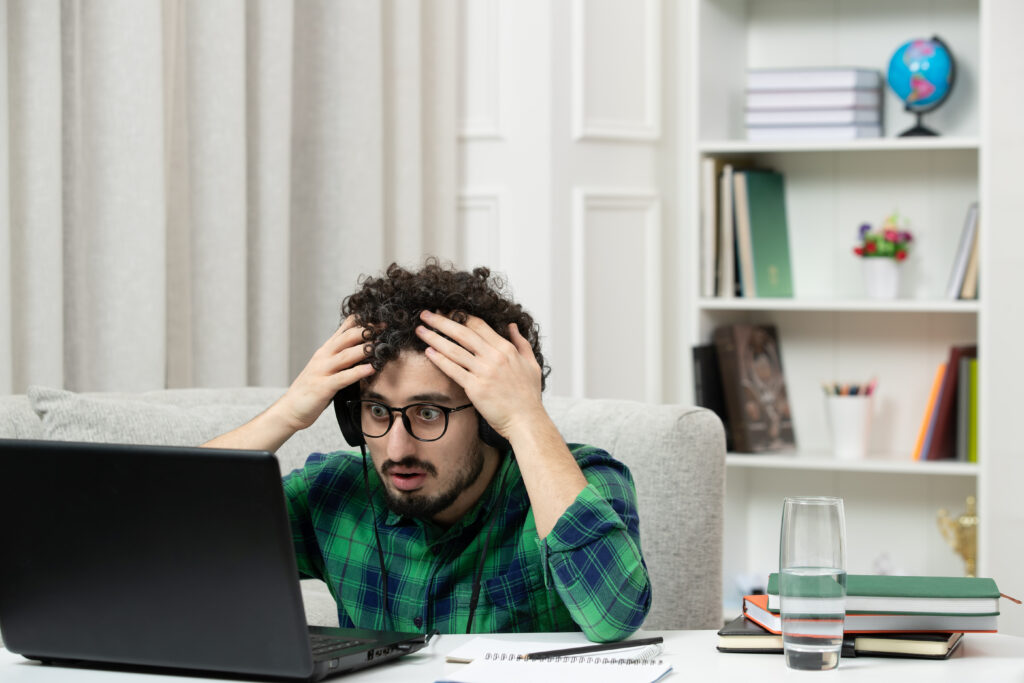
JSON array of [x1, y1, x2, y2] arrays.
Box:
[[382, 458, 436, 493], [387, 469, 430, 492]]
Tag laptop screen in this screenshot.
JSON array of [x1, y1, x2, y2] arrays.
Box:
[[0, 438, 426, 680]]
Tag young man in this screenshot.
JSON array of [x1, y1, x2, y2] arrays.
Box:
[[205, 260, 650, 642]]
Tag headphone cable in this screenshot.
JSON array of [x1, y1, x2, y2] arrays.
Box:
[[360, 444, 393, 632], [465, 459, 511, 634]]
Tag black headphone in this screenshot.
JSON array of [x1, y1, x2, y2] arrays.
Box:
[[332, 382, 511, 453]]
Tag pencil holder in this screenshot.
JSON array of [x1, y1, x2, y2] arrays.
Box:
[[826, 395, 872, 460]]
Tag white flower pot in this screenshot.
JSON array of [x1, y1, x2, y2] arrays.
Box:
[[862, 258, 901, 299]]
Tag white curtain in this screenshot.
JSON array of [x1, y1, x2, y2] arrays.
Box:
[[0, 0, 458, 393]]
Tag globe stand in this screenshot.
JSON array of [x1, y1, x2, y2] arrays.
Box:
[[898, 110, 939, 137]]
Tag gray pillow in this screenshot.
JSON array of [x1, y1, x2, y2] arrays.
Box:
[[27, 386, 349, 474]]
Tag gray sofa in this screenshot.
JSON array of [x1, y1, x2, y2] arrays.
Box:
[[0, 386, 725, 635]]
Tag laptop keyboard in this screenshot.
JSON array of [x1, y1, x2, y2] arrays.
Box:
[[309, 634, 367, 659]]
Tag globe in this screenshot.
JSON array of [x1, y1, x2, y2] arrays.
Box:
[[887, 36, 956, 136]]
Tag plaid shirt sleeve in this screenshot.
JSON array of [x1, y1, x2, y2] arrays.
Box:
[[281, 455, 329, 584], [542, 446, 652, 642]]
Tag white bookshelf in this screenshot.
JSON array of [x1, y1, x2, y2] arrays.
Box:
[[726, 453, 978, 477], [700, 137, 981, 155], [699, 299, 980, 314], [683, 0, 985, 615]]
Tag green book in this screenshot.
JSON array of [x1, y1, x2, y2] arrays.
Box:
[[766, 573, 1000, 615], [967, 357, 979, 463], [736, 169, 793, 298]]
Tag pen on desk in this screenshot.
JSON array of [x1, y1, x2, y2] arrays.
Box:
[[519, 636, 664, 660]]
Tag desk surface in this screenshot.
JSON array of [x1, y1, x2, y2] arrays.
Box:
[[3, 630, 1023, 682]]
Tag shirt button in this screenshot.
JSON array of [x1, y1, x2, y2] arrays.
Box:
[[414, 616, 423, 628]]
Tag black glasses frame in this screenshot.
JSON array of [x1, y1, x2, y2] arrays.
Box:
[[348, 399, 473, 442]]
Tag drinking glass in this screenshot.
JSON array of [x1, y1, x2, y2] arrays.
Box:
[[779, 496, 847, 670]]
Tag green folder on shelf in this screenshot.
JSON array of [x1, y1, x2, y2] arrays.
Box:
[[734, 169, 794, 298], [766, 573, 1001, 615]]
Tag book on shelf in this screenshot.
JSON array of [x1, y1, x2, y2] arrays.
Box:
[[956, 355, 971, 461], [733, 169, 794, 298], [745, 108, 880, 127], [967, 357, 979, 463], [692, 344, 734, 452], [700, 156, 725, 298], [746, 89, 881, 110], [925, 345, 978, 461], [742, 593, 998, 634], [746, 67, 882, 92], [732, 171, 757, 297], [716, 163, 736, 298], [912, 362, 947, 461], [765, 573, 1001, 616], [716, 615, 965, 659], [712, 324, 796, 453], [946, 202, 979, 299], [746, 124, 882, 142], [959, 217, 981, 299]]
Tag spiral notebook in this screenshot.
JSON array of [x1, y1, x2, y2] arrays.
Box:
[[437, 638, 672, 683]]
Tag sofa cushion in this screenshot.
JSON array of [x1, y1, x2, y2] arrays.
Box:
[[0, 394, 45, 439], [27, 386, 348, 475]]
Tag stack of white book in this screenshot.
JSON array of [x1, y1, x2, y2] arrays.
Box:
[[745, 67, 883, 142]]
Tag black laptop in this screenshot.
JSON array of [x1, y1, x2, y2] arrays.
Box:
[[0, 438, 431, 681]]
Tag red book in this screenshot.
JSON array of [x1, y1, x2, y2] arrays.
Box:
[[742, 593, 997, 634]]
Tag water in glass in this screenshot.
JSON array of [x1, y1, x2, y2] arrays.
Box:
[[780, 567, 847, 670]]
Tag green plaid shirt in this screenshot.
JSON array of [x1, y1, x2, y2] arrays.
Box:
[[281, 444, 651, 642]]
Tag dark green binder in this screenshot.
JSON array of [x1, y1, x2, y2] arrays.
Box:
[[744, 169, 794, 297]]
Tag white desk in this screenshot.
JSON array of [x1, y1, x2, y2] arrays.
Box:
[[3, 631, 1023, 682]]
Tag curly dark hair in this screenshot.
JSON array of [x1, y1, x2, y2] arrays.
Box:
[[341, 258, 549, 389]]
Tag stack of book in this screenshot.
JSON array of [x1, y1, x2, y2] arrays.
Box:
[[718, 573, 1003, 660], [745, 67, 883, 142]]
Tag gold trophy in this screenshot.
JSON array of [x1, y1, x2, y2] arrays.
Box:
[[937, 496, 978, 577]]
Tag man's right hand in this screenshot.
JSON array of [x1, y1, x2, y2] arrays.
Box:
[[202, 315, 376, 453], [276, 315, 377, 431]]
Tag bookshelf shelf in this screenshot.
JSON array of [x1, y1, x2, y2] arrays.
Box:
[[697, 299, 980, 314], [725, 453, 978, 477], [699, 137, 981, 155]]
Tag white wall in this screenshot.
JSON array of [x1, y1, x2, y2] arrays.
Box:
[[457, 0, 678, 402]]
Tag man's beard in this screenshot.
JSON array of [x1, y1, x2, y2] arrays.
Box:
[[377, 443, 486, 519]]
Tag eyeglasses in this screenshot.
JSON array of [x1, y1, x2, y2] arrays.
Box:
[[350, 400, 474, 442]]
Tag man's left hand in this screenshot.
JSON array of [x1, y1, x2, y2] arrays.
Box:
[[414, 310, 543, 441]]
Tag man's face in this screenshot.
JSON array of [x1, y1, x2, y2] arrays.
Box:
[[362, 350, 498, 526]]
